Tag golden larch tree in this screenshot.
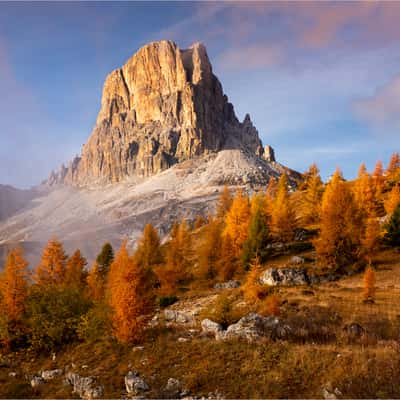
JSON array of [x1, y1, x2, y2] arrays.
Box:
[[0, 247, 29, 322], [386, 152, 400, 184], [264, 177, 277, 219], [363, 265, 376, 301], [108, 242, 155, 343], [271, 174, 297, 242], [361, 217, 381, 262], [353, 163, 376, 218], [300, 163, 324, 224], [372, 160, 385, 198], [223, 188, 251, 257], [135, 223, 162, 269], [242, 257, 265, 304], [35, 239, 68, 285], [384, 184, 400, 215], [217, 185, 233, 219], [158, 220, 192, 294], [198, 216, 223, 279], [65, 249, 87, 287], [314, 169, 364, 270], [86, 262, 104, 302], [217, 234, 237, 281]]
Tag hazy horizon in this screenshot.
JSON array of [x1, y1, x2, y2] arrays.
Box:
[[1, 1, 399, 189]]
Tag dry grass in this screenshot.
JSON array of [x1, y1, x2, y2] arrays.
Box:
[[1, 248, 400, 398]]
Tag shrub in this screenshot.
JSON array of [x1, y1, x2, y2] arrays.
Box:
[[77, 303, 112, 343], [26, 284, 91, 351], [200, 294, 240, 328]]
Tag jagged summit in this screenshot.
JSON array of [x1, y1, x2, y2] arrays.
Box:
[[47, 40, 273, 186]]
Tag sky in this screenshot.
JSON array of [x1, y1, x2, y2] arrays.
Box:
[[0, 1, 399, 188]]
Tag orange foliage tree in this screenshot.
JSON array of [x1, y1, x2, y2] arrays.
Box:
[[223, 188, 251, 257], [198, 216, 223, 279], [384, 184, 400, 215], [217, 234, 237, 281], [361, 217, 381, 262], [264, 177, 277, 219], [35, 239, 68, 285], [271, 174, 297, 242], [217, 185, 233, 219], [261, 294, 280, 317], [158, 220, 192, 294], [0, 247, 29, 322], [386, 152, 400, 184], [108, 242, 155, 343], [363, 265, 376, 301], [300, 163, 324, 224], [86, 262, 104, 302], [242, 257, 265, 304], [135, 223, 162, 269], [314, 169, 363, 271], [65, 249, 87, 287], [372, 160, 385, 207], [353, 163, 376, 218]]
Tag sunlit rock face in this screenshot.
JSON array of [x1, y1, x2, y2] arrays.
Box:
[[47, 40, 267, 186]]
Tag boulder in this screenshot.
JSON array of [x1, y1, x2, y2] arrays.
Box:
[[164, 309, 196, 324], [30, 376, 45, 388], [125, 371, 149, 395], [217, 313, 290, 341], [214, 281, 240, 289], [65, 372, 104, 399], [289, 256, 305, 265], [165, 377, 182, 397], [41, 368, 63, 380], [201, 319, 223, 335], [260, 267, 310, 286]]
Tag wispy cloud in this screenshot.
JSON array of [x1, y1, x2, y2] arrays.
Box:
[[353, 75, 400, 133]]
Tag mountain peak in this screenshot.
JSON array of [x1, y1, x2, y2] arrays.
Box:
[[48, 40, 273, 186]]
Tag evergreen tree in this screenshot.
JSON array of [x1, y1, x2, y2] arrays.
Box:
[[241, 210, 270, 268], [96, 242, 114, 279], [384, 203, 400, 248]]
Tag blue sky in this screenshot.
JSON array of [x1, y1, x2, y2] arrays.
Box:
[[0, 1, 399, 188]]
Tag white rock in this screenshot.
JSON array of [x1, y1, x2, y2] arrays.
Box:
[[30, 376, 45, 388], [41, 368, 63, 380], [201, 319, 223, 336], [125, 371, 149, 395]]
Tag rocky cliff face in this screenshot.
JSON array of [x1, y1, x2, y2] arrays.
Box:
[[48, 40, 271, 186]]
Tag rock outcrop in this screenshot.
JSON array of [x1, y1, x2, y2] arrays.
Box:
[[47, 40, 272, 186], [260, 267, 310, 286]]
